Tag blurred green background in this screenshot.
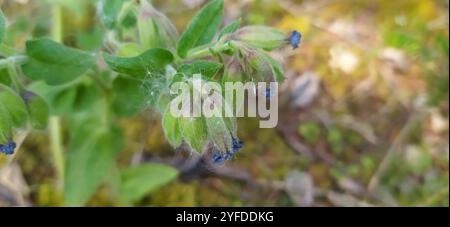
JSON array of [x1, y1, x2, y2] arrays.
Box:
[[0, 0, 448, 206]]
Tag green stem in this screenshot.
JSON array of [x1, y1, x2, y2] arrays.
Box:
[[100, 97, 112, 127], [50, 116, 65, 187], [117, 0, 137, 24], [104, 31, 121, 53], [6, 61, 25, 91], [52, 5, 63, 42], [0, 55, 29, 69], [0, 44, 20, 57], [185, 41, 235, 60], [50, 3, 65, 188]]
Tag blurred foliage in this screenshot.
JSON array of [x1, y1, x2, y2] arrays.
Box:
[[0, 0, 448, 207]]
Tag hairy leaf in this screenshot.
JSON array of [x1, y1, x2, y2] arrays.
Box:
[[103, 48, 174, 79], [177, 0, 224, 58], [65, 117, 124, 206], [119, 164, 178, 203], [22, 38, 95, 85], [178, 60, 223, 78]]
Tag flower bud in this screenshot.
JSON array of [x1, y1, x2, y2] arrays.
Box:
[[232, 26, 286, 51], [237, 46, 284, 83], [180, 116, 209, 153], [289, 30, 302, 49], [138, 1, 179, 49], [212, 150, 226, 164], [248, 50, 276, 82], [222, 56, 247, 82], [211, 137, 244, 164], [0, 141, 16, 155], [205, 115, 233, 155]]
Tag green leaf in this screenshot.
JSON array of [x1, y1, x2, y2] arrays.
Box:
[[180, 116, 208, 153], [64, 117, 124, 206], [48, 85, 77, 115], [118, 43, 143, 57], [0, 9, 5, 43], [177, 0, 224, 58], [76, 28, 104, 51], [0, 84, 28, 128], [162, 105, 182, 147], [119, 163, 178, 203], [121, 10, 137, 28], [112, 76, 147, 116], [218, 19, 241, 40], [0, 69, 12, 86], [103, 48, 174, 79], [21, 91, 49, 130], [262, 52, 285, 82], [178, 60, 223, 78], [72, 82, 101, 112], [28, 80, 100, 115], [142, 75, 165, 107], [99, 0, 125, 29], [22, 38, 95, 85]]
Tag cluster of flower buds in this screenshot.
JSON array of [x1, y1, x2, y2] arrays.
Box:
[[220, 27, 303, 85], [161, 75, 244, 164], [221, 28, 302, 100], [222, 43, 285, 92]]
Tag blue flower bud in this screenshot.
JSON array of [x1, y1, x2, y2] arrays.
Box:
[[212, 150, 225, 164], [211, 137, 244, 164], [231, 137, 244, 153], [264, 88, 274, 100], [223, 151, 233, 161], [289, 30, 302, 49], [0, 141, 16, 155]]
